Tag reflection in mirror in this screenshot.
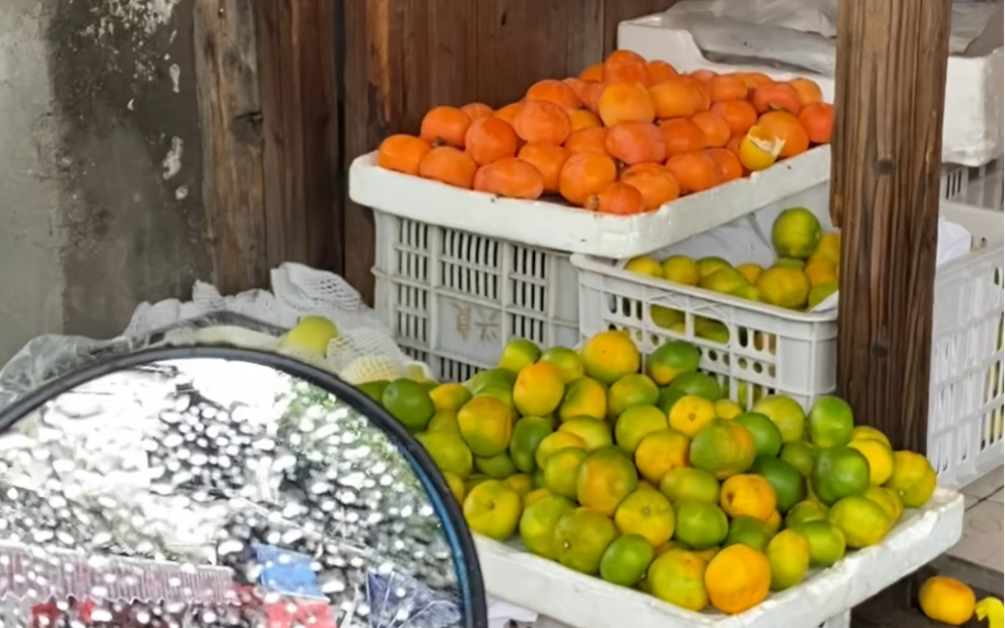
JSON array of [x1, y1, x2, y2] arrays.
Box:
[[0, 358, 467, 627]]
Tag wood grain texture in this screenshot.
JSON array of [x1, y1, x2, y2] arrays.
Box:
[[256, 0, 340, 277], [341, 0, 681, 303], [194, 0, 268, 295], [831, 0, 952, 452]]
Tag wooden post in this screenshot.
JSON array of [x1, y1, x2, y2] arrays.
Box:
[[831, 0, 952, 451]]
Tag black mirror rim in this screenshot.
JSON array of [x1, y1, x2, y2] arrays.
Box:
[[0, 345, 489, 628]]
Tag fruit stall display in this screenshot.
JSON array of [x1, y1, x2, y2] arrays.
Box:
[[350, 51, 833, 259], [358, 332, 964, 626]]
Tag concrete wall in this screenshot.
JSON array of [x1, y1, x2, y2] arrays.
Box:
[[0, 0, 213, 364]]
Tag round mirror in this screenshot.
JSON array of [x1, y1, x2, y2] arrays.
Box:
[[0, 347, 487, 628]]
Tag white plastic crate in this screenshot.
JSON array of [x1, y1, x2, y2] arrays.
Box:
[[528, 610, 850, 628], [373, 211, 579, 383], [572, 192, 1003, 487], [618, 16, 1004, 167], [350, 148, 831, 259], [477, 489, 963, 628], [943, 157, 1004, 211]]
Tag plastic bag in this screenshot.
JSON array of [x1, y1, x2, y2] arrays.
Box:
[[662, 0, 1002, 76]]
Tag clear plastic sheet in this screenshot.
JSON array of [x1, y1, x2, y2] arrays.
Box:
[[661, 0, 1002, 75]]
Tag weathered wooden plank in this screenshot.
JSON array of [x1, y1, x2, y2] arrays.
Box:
[[256, 0, 340, 277], [194, 0, 268, 295], [831, 0, 952, 452]]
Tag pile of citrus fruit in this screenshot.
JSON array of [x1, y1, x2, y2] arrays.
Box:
[[377, 49, 834, 215], [627, 206, 840, 312], [359, 331, 939, 616]]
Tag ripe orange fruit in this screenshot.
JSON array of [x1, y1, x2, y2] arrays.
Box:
[[736, 72, 772, 90], [751, 83, 803, 115], [473, 158, 545, 200], [604, 50, 651, 85], [513, 100, 572, 145], [580, 63, 604, 82], [691, 111, 731, 148], [789, 78, 823, 106], [465, 117, 519, 166], [712, 99, 758, 136], [705, 545, 771, 614], [758, 110, 810, 158], [799, 103, 834, 144], [622, 167, 680, 211], [518, 143, 571, 192], [706, 148, 743, 183], [659, 118, 707, 155], [650, 79, 700, 119], [418, 146, 478, 189], [495, 102, 523, 126], [568, 109, 603, 132], [647, 60, 678, 84], [420, 106, 472, 149], [689, 69, 718, 83], [559, 152, 618, 206], [666, 151, 719, 194], [680, 75, 712, 111], [565, 127, 609, 155], [620, 162, 666, 178], [461, 103, 495, 121], [587, 182, 645, 215], [527, 78, 583, 110], [598, 83, 656, 127], [378, 135, 433, 175], [580, 81, 607, 113], [606, 122, 667, 166], [709, 74, 748, 102]]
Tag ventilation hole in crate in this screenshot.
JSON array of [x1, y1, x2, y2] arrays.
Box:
[[707, 349, 720, 363], [438, 357, 480, 384], [696, 315, 730, 346], [650, 305, 684, 331], [512, 279, 546, 314], [737, 327, 751, 348], [402, 346, 428, 364], [737, 358, 749, 371], [753, 362, 764, 375], [513, 247, 548, 281], [769, 364, 776, 378], [510, 314, 545, 345]]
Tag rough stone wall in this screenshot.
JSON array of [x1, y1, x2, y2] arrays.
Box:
[[0, 0, 212, 362]]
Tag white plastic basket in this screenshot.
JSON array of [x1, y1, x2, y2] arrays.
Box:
[[617, 16, 1004, 167], [572, 197, 1003, 488], [529, 609, 849, 628], [373, 211, 580, 383], [943, 156, 1004, 211]]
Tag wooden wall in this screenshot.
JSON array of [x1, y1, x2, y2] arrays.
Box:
[[342, 0, 681, 303]]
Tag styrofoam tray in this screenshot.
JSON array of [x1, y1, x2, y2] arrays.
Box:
[[476, 489, 963, 628], [618, 19, 1004, 167], [349, 147, 831, 259]]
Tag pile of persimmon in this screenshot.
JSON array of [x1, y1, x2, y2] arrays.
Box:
[[377, 50, 834, 216]]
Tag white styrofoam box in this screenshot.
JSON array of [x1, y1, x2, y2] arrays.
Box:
[[476, 489, 963, 628], [618, 18, 1004, 167], [372, 211, 580, 383], [349, 147, 831, 260], [928, 207, 1005, 488], [572, 193, 1003, 486]]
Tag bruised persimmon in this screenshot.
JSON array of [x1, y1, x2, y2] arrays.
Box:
[[418, 146, 478, 189], [711, 99, 758, 136], [580, 63, 604, 82], [798, 102, 834, 144], [603, 50, 650, 85], [650, 79, 699, 119], [587, 182, 645, 215], [751, 83, 802, 115], [621, 167, 680, 211], [659, 118, 707, 155], [378, 135, 433, 176], [605, 122, 666, 166], [709, 74, 748, 103], [473, 158, 545, 200], [666, 151, 719, 194], [420, 106, 472, 149], [647, 60, 678, 84], [559, 152, 618, 206], [758, 110, 810, 158], [513, 100, 572, 145], [568, 109, 603, 132], [789, 78, 824, 107], [527, 79, 583, 110], [461, 103, 495, 121], [495, 102, 524, 126], [518, 143, 571, 192], [598, 83, 656, 127], [706, 148, 743, 183], [691, 111, 731, 148], [465, 116, 519, 166], [565, 127, 609, 155]]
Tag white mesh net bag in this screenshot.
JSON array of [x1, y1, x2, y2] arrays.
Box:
[[126, 263, 433, 385]]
